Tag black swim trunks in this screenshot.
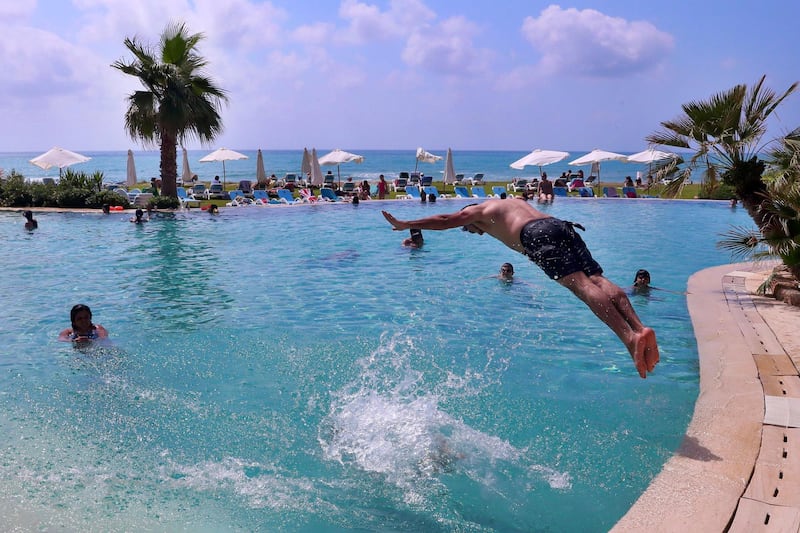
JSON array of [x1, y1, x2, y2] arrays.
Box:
[[519, 218, 603, 280]]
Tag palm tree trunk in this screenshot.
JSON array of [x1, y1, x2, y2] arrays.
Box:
[[160, 132, 178, 198]]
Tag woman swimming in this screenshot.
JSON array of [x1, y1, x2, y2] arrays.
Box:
[[58, 304, 109, 342]]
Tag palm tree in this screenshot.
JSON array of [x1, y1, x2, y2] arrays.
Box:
[[112, 23, 228, 198], [646, 75, 797, 222]]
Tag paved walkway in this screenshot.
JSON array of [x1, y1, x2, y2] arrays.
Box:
[[613, 262, 800, 532]]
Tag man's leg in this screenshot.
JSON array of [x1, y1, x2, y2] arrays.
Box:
[[557, 272, 657, 378]]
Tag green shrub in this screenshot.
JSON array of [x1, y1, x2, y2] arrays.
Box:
[[89, 190, 131, 209], [54, 187, 91, 208], [149, 196, 180, 209], [0, 173, 33, 207]]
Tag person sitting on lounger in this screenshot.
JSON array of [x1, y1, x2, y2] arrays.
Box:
[[382, 200, 659, 379], [537, 173, 554, 204], [58, 304, 109, 343]]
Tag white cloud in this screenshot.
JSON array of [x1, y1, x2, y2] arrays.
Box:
[[337, 0, 435, 45], [402, 15, 491, 77], [0, 0, 35, 19], [521, 5, 674, 78]]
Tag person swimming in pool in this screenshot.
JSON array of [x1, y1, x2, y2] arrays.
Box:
[[382, 199, 659, 378], [22, 210, 38, 230], [499, 262, 514, 281], [632, 269, 652, 295], [402, 228, 424, 248], [58, 304, 109, 343], [131, 208, 147, 224]]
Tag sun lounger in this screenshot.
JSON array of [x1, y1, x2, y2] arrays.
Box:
[[132, 192, 153, 207], [191, 183, 208, 199], [322, 174, 336, 189], [603, 187, 620, 198], [491, 186, 507, 198], [341, 181, 357, 196], [177, 187, 202, 207], [553, 187, 568, 197], [298, 188, 318, 203], [470, 173, 485, 185], [471, 186, 488, 198], [319, 188, 343, 202], [509, 179, 529, 192], [277, 188, 302, 204], [404, 186, 422, 200], [622, 186, 638, 198], [420, 175, 433, 187], [454, 186, 471, 198], [423, 186, 447, 199], [207, 183, 227, 199], [578, 187, 595, 197], [392, 177, 408, 192]]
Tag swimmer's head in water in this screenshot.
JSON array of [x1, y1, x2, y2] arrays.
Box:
[[70, 304, 92, 328]]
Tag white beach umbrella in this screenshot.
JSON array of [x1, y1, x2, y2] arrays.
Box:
[[415, 147, 442, 172], [569, 149, 627, 182], [126, 149, 138, 187], [199, 147, 248, 187], [30, 147, 91, 176], [626, 148, 677, 164], [318, 148, 364, 186], [510, 149, 570, 175], [310, 148, 323, 187], [442, 148, 456, 188], [180, 147, 193, 184], [256, 149, 267, 184]]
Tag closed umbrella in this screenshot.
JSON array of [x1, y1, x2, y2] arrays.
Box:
[[510, 149, 570, 176], [318, 148, 364, 187], [256, 149, 267, 184], [301, 148, 312, 183], [415, 147, 442, 172], [126, 149, 138, 187], [569, 149, 627, 182], [199, 147, 248, 188], [442, 148, 456, 190], [310, 148, 323, 187], [30, 147, 91, 176], [181, 147, 193, 185]]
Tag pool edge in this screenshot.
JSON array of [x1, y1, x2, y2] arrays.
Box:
[[613, 261, 800, 531]]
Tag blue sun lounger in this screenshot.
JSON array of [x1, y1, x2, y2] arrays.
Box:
[[471, 186, 488, 198], [277, 188, 302, 204], [553, 187, 568, 197], [320, 188, 343, 202], [454, 186, 471, 198], [404, 186, 422, 200]]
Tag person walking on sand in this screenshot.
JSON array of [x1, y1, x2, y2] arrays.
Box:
[[382, 199, 659, 378]]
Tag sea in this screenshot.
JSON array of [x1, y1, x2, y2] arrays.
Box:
[[1, 149, 662, 186]]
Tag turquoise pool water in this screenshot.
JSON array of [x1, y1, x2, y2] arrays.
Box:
[[1, 199, 750, 531]]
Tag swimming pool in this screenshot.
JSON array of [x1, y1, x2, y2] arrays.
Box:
[[1, 199, 751, 531]]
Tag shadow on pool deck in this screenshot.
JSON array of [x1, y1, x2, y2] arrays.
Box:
[[613, 262, 800, 532]]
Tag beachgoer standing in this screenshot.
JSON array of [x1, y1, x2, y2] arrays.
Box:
[[382, 200, 659, 378], [377, 175, 388, 199]]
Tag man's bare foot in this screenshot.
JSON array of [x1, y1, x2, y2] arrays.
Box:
[[643, 328, 659, 372], [630, 328, 659, 378], [632, 332, 649, 378]]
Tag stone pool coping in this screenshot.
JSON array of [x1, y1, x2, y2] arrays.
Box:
[[613, 262, 800, 531]]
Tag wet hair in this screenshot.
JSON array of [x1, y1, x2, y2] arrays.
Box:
[[70, 304, 92, 327], [409, 228, 424, 245], [501, 262, 514, 273], [135, 208, 144, 217], [22, 210, 34, 220], [634, 269, 651, 283]]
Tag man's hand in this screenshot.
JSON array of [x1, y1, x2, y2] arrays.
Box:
[[382, 211, 407, 231]]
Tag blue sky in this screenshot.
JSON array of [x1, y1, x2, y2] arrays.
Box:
[[2, 0, 798, 153]]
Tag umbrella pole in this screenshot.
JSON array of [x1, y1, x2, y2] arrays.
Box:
[[223, 161, 227, 189]]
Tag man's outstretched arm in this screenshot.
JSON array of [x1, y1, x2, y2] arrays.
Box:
[[382, 210, 473, 231]]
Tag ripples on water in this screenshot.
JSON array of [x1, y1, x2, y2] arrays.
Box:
[[0, 200, 751, 531]]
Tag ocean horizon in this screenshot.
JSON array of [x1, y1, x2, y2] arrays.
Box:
[[1, 148, 672, 186]]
